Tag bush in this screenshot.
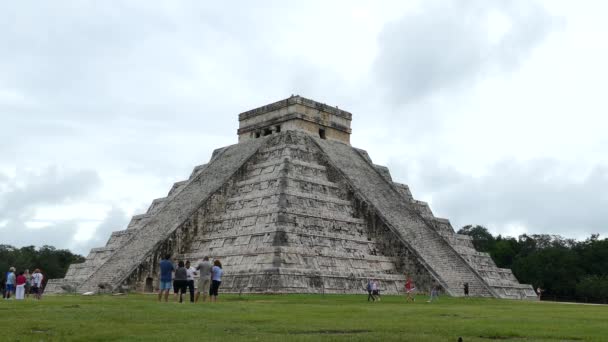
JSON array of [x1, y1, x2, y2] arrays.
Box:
[[576, 276, 608, 302]]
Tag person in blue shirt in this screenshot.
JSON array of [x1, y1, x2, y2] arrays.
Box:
[[158, 254, 174, 302], [5, 267, 16, 300], [210, 260, 223, 302]]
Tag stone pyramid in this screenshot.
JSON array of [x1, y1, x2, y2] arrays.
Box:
[[46, 96, 536, 299]]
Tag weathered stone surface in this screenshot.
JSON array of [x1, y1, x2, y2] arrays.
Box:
[[47, 96, 535, 299]]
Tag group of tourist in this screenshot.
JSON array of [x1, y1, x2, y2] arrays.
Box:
[[2, 267, 44, 300], [366, 278, 382, 302], [158, 255, 223, 303], [365, 275, 446, 303]]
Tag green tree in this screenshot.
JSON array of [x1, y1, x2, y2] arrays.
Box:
[[0, 244, 84, 285], [457, 225, 495, 252]]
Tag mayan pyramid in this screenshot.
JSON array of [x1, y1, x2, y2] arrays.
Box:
[[46, 96, 536, 299]]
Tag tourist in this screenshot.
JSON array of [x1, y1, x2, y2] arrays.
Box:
[[536, 287, 543, 301], [29, 269, 36, 296], [173, 266, 179, 301], [174, 261, 188, 303], [427, 283, 439, 303], [210, 259, 223, 302], [4, 267, 16, 300], [0, 276, 5, 299], [185, 261, 197, 303], [15, 271, 27, 300], [405, 276, 415, 302], [372, 279, 380, 301], [31, 269, 44, 300], [196, 256, 213, 303], [158, 254, 174, 302], [366, 278, 375, 302], [24, 269, 31, 298], [463, 282, 469, 297]]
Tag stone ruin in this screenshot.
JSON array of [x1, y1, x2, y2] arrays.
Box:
[[46, 96, 537, 299]]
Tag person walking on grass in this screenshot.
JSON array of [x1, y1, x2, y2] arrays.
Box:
[[427, 283, 439, 303], [185, 261, 196, 303], [210, 259, 223, 302], [158, 254, 174, 302], [15, 271, 27, 300], [463, 282, 469, 297], [4, 267, 16, 300], [405, 276, 415, 302], [31, 269, 44, 300], [372, 279, 381, 301], [174, 261, 188, 303], [196, 256, 212, 303], [366, 278, 375, 302]]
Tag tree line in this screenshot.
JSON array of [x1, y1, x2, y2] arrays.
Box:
[[0, 245, 85, 286], [458, 225, 608, 303]]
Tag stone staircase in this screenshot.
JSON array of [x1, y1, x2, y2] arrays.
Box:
[[314, 136, 496, 297], [314, 136, 535, 298], [178, 132, 409, 294], [47, 138, 265, 293]]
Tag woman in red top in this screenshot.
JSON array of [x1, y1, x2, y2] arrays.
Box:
[[405, 276, 415, 302], [15, 271, 27, 300]]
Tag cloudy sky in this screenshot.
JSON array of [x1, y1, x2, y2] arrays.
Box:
[[1, 0, 607, 255]]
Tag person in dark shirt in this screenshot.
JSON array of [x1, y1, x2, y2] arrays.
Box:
[[158, 254, 174, 302], [174, 261, 188, 303]]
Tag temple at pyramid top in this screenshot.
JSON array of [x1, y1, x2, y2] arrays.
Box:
[[238, 95, 352, 144]]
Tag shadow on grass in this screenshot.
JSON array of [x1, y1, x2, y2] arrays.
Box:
[[288, 329, 371, 335]]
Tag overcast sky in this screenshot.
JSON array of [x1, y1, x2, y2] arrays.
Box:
[[1, 1, 607, 255]]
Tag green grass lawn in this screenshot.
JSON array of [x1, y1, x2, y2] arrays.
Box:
[[1, 293, 606, 341]]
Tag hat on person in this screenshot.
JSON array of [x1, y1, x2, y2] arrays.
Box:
[[9, 267, 15, 272]]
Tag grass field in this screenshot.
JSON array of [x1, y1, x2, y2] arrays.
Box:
[[1, 293, 606, 341]]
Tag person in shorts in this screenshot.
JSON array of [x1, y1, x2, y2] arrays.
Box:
[[5, 267, 16, 300], [31, 269, 44, 300], [158, 254, 174, 302], [196, 256, 212, 303], [210, 259, 223, 302], [173, 261, 188, 303]]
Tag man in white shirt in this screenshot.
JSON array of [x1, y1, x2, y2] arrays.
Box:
[[185, 261, 197, 303], [31, 269, 44, 300]]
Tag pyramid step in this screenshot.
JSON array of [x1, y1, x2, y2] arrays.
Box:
[[168, 180, 188, 197]]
